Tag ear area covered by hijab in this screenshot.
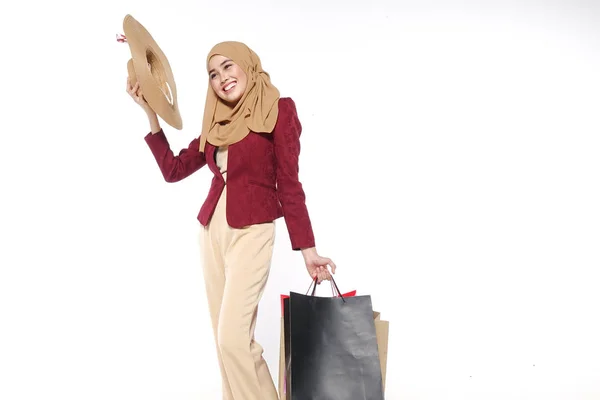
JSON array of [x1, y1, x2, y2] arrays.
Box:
[[199, 41, 280, 152]]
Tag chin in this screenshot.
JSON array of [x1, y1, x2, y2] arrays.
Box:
[[222, 93, 242, 105]]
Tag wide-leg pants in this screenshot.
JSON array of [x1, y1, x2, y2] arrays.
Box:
[[200, 184, 279, 400]]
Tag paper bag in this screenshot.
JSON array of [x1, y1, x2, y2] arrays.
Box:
[[373, 311, 389, 392], [278, 290, 357, 399], [289, 291, 384, 399]]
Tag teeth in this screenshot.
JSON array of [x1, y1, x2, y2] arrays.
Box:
[[224, 82, 236, 91]]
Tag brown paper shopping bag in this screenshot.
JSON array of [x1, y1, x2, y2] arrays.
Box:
[[373, 311, 389, 391]]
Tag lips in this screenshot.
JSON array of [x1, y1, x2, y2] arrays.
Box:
[[222, 81, 237, 93]]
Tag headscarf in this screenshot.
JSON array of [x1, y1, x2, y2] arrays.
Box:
[[199, 41, 280, 152]]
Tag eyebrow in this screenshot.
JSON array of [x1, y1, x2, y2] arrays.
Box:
[[208, 59, 232, 75]]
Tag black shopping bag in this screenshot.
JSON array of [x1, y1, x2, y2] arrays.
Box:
[[284, 278, 385, 400]]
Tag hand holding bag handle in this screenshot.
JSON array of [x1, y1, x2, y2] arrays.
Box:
[[305, 276, 347, 302]]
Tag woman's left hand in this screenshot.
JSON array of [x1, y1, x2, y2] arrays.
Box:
[[302, 247, 336, 284]]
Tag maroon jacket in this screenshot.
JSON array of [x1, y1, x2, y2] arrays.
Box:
[[144, 97, 315, 251]]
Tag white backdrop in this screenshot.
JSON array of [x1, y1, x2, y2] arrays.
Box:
[[1, 0, 599, 399]]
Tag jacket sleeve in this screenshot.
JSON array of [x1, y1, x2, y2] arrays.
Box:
[[273, 98, 316, 251], [144, 129, 207, 183]]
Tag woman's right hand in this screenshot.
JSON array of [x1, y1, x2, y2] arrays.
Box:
[[126, 77, 162, 133], [126, 77, 154, 115]]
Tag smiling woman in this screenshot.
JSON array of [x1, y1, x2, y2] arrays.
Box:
[[125, 40, 336, 400], [208, 56, 248, 105]]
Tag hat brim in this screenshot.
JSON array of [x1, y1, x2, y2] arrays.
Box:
[[123, 14, 182, 130]]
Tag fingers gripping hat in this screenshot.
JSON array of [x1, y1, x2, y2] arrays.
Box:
[[122, 14, 182, 129]]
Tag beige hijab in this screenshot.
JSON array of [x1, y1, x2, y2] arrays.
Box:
[[199, 41, 280, 152]]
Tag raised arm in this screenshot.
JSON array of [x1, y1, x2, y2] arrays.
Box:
[[145, 129, 207, 183], [127, 78, 207, 183]]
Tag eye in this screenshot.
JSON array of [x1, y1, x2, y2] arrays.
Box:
[[210, 73, 217, 79], [224, 63, 232, 70]]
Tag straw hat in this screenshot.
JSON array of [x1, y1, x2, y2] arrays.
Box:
[[122, 14, 182, 129]]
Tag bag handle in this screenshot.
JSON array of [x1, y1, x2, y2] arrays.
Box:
[[305, 276, 347, 302]]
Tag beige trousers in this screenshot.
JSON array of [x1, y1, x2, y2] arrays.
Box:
[[200, 183, 279, 400]]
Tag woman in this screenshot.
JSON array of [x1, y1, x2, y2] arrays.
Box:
[[126, 41, 336, 400]]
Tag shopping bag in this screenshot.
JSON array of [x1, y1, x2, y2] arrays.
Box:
[[373, 311, 389, 392], [280, 278, 385, 400], [279, 289, 390, 398], [278, 286, 356, 399]]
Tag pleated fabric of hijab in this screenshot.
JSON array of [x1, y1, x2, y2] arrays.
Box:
[[199, 41, 280, 152]]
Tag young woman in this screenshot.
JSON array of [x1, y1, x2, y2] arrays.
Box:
[[126, 41, 336, 400]]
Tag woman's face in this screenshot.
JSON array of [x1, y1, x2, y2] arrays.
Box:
[[208, 55, 248, 106]]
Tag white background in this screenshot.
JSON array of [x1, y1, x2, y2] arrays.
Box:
[[1, 0, 599, 399]]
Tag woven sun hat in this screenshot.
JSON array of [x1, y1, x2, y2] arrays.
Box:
[[122, 14, 182, 129]]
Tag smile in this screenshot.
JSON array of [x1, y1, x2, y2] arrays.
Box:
[[223, 81, 237, 93]]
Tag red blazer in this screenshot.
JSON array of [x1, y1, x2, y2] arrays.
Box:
[[144, 97, 315, 251]]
